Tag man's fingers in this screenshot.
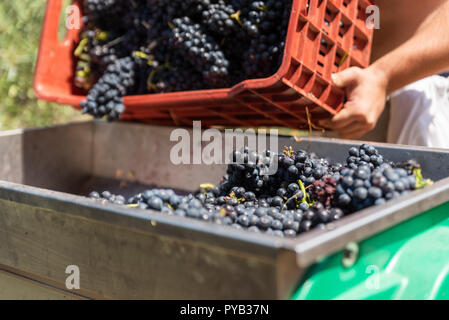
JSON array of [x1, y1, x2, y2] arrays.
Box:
[[331, 67, 361, 88]]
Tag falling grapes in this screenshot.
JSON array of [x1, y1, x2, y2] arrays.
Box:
[[80, 56, 135, 120], [88, 144, 433, 238]]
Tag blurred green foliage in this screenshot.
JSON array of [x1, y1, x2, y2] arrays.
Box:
[[0, 0, 83, 130]]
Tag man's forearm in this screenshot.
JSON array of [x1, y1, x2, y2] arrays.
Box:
[[370, 0, 449, 95]]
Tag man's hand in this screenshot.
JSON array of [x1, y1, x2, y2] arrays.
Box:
[[319, 66, 388, 139]]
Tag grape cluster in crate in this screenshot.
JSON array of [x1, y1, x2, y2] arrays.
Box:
[[89, 144, 433, 238], [75, 0, 291, 120]]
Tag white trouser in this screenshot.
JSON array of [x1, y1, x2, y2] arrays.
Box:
[[387, 75, 449, 148]]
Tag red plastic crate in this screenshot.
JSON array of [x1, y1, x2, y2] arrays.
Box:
[[34, 0, 375, 129]]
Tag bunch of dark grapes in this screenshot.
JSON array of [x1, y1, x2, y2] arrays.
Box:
[[241, 0, 290, 78], [269, 148, 341, 191], [169, 17, 230, 86], [345, 144, 390, 170], [223, 147, 275, 195], [80, 56, 135, 120], [238, 0, 265, 38], [337, 145, 417, 212], [202, 1, 241, 36]]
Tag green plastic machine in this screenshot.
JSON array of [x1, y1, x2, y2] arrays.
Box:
[[293, 202, 449, 300]]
